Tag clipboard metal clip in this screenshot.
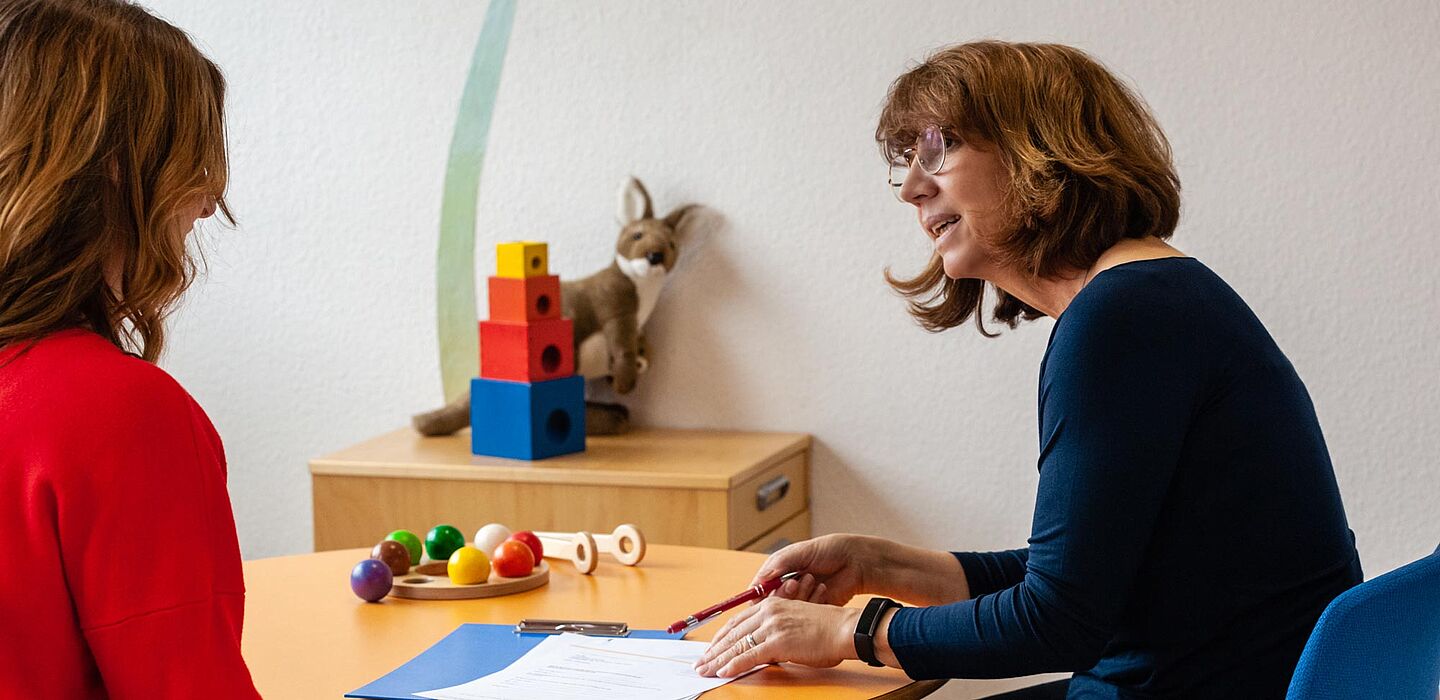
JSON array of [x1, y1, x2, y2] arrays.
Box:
[[515, 618, 631, 637]]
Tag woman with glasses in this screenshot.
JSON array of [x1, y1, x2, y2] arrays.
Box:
[[0, 0, 259, 696], [694, 41, 1361, 699]]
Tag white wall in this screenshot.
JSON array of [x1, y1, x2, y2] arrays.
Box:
[[147, 0, 1438, 583]]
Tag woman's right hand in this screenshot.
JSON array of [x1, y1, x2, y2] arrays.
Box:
[[749, 534, 876, 606], [752, 534, 973, 607]]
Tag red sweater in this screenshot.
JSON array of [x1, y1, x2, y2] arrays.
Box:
[[0, 329, 259, 698]]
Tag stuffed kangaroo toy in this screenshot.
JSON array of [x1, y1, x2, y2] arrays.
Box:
[[413, 177, 696, 436]]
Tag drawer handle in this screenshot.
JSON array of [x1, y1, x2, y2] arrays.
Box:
[[755, 475, 790, 512], [764, 537, 793, 555]]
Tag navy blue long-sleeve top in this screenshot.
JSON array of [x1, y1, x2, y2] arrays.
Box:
[[887, 258, 1362, 698]]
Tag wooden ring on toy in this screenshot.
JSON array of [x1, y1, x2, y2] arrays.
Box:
[[609, 523, 646, 566]]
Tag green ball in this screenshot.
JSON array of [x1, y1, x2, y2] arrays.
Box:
[[425, 525, 465, 562], [386, 529, 423, 566]]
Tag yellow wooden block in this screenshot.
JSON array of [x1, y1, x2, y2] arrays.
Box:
[[496, 241, 548, 278]]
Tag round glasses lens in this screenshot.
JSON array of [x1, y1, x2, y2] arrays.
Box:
[[887, 154, 911, 200], [917, 126, 945, 174]]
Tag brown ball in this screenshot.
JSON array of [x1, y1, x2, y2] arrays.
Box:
[[371, 539, 410, 576]]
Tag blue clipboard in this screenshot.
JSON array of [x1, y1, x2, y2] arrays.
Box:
[[345, 623, 688, 699]]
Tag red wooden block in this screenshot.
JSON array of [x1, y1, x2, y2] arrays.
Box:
[[479, 318, 574, 382], [488, 275, 561, 323]]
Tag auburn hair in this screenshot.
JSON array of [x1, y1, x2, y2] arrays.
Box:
[[877, 41, 1180, 335], [0, 0, 231, 362]]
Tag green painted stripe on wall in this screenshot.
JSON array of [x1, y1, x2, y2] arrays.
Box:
[[437, 0, 516, 401]]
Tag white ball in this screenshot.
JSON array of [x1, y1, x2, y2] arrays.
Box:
[[474, 523, 511, 555]]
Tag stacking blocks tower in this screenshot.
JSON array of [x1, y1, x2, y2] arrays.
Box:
[[470, 241, 586, 460]]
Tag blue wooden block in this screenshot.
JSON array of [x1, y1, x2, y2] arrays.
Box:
[[470, 375, 585, 460]]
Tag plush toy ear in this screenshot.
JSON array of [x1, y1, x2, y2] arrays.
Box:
[[616, 176, 653, 225], [662, 204, 698, 236]]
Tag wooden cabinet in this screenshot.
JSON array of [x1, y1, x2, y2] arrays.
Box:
[[742, 509, 811, 555], [310, 427, 811, 552]]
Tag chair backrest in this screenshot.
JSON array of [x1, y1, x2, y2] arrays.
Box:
[[1286, 546, 1440, 699]]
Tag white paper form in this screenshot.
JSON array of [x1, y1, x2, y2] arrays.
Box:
[[415, 633, 759, 700]]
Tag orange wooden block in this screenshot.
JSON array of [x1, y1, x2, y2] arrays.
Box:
[[487, 275, 561, 323], [479, 318, 574, 382]]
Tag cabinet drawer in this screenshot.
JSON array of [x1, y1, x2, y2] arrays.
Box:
[[741, 509, 811, 554], [727, 450, 807, 548], [311, 475, 731, 550]]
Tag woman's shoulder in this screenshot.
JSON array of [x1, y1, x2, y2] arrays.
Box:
[[2, 329, 203, 428], [1044, 257, 1279, 389], [1059, 257, 1242, 332], [1082, 255, 1215, 301], [1046, 257, 1253, 364]]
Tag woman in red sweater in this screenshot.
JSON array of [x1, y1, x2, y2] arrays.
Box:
[[0, 0, 260, 697]]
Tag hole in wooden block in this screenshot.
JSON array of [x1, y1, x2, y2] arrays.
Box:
[[618, 538, 632, 554], [530, 255, 541, 270], [541, 345, 561, 372], [403, 577, 429, 584], [536, 294, 551, 315], [545, 409, 571, 444]]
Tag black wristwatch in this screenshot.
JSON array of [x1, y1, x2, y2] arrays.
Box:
[[854, 597, 902, 667]]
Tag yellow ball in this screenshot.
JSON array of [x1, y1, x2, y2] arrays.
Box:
[[448, 546, 491, 585]]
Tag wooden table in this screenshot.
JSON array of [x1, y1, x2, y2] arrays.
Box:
[[243, 544, 943, 699]]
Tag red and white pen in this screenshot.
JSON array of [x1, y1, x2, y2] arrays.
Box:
[[666, 571, 802, 634]]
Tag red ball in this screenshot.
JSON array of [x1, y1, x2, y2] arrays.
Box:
[[507, 531, 543, 565], [492, 540, 535, 578]]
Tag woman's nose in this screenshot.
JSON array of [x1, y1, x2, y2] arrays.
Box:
[[900, 166, 935, 204]]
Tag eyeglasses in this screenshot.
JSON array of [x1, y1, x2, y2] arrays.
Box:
[[886, 125, 956, 202]]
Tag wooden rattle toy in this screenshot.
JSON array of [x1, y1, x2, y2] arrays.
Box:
[[585, 523, 646, 566], [537, 531, 599, 575], [535, 524, 646, 574]]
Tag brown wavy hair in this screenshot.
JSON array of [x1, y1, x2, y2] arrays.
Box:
[[877, 41, 1180, 336], [0, 0, 231, 362]]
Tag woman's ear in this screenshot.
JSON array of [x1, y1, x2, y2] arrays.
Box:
[[615, 176, 653, 226]]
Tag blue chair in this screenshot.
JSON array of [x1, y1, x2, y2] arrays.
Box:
[[1286, 545, 1440, 699]]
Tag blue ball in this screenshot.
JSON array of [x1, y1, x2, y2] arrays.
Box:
[[350, 558, 393, 602]]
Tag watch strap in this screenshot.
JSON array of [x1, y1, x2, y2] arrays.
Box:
[[854, 597, 900, 667]]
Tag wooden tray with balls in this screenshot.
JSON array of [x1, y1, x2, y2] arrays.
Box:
[[352, 523, 648, 603], [390, 559, 549, 600], [351, 524, 552, 602]]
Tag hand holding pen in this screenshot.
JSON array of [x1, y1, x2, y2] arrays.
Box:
[[669, 534, 879, 635], [666, 571, 802, 633], [686, 536, 894, 678], [749, 534, 872, 606], [688, 570, 872, 678]]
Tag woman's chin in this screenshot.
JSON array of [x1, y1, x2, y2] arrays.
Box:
[[936, 231, 970, 276], [936, 230, 993, 280], [938, 249, 984, 280]]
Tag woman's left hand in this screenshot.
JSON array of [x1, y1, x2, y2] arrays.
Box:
[[693, 596, 862, 678]]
